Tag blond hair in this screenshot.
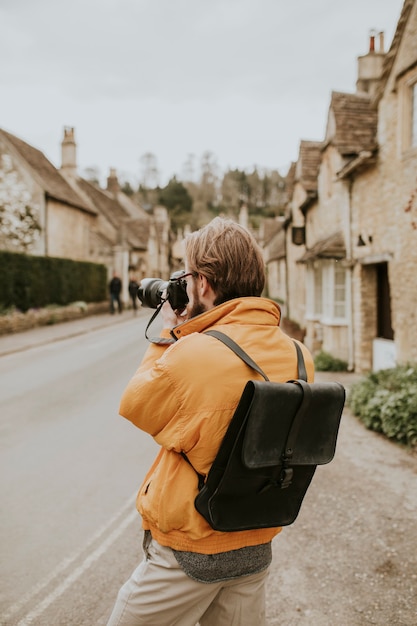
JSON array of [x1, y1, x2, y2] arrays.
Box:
[[185, 217, 265, 305]]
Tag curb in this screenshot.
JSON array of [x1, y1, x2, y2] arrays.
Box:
[[0, 308, 149, 358]]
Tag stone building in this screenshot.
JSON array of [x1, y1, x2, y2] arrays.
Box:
[[0, 126, 172, 307], [299, 90, 378, 370], [0, 128, 97, 260], [282, 0, 417, 372], [261, 217, 286, 307], [286, 142, 322, 334], [349, 0, 417, 370]]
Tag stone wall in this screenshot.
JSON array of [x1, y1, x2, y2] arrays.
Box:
[[286, 181, 308, 327], [351, 1, 417, 367], [0, 302, 109, 336], [47, 199, 94, 261]]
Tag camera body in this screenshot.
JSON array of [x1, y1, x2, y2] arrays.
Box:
[[138, 270, 189, 310]]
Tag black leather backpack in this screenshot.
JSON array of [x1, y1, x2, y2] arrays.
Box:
[[182, 330, 346, 532]]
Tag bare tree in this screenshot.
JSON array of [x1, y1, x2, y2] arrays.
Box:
[[181, 153, 197, 183], [139, 152, 160, 189], [199, 151, 220, 208]]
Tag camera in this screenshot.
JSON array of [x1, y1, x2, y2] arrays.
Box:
[[138, 270, 189, 310]]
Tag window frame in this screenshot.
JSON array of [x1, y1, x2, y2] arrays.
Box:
[[306, 259, 348, 325]]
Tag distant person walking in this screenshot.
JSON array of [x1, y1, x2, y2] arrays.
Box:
[[109, 273, 122, 314], [128, 277, 139, 315]]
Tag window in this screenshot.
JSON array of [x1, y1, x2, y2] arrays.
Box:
[[333, 264, 347, 318], [306, 260, 347, 323]]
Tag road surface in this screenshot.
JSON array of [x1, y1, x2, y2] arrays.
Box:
[[0, 313, 416, 625]]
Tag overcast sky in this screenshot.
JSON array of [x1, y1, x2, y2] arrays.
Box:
[[1, 0, 405, 186]]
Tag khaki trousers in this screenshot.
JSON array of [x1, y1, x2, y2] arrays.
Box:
[[107, 537, 268, 626]]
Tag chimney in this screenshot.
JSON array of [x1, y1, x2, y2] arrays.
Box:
[[369, 31, 375, 53], [356, 30, 386, 97], [379, 32, 384, 53], [239, 203, 249, 230], [60, 127, 77, 177], [107, 168, 120, 194]]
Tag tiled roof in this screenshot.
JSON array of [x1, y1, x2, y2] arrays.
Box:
[[284, 161, 297, 203], [76, 179, 127, 226], [297, 231, 345, 262], [116, 190, 149, 220], [297, 141, 323, 192], [265, 227, 286, 262], [375, 0, 415, 103], [0, 129, 96, 215], [76, 178, 148, 249], [327, 92, 378, 155], [261, 217, 284, 246], [125, 218, 149, 250], [91, 228, 114, 250], [261, 217, 286, 262]]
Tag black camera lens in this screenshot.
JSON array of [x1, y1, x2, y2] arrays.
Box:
[[138, 271, 190, 310], [137, 278, 169, 309]]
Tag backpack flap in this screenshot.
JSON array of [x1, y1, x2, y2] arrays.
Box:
[[194, 378, 345, 532], [240, 381, 303, 467], [242, 379, 346, 468]]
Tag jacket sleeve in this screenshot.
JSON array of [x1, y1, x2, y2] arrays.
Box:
[[119, 336, 183, 448], [136, 329, 174, 372]]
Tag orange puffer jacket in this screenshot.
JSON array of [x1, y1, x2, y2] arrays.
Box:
[[119, 297, 314, 554]]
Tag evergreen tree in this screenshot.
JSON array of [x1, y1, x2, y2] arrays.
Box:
[[158, 177, 193, 233]]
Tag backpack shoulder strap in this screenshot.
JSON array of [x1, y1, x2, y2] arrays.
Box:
[[206, 329, 307, 382], [205, 330, 269, 381], [293, 341, 308, 382]]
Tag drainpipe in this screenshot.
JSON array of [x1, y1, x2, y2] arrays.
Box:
[[284, 220, 290, 320], [346, 178, 355, 371], [44, 193, 49, 256]]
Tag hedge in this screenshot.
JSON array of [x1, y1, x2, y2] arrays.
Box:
[[348, 364, 417, 448], [0, 250, 107, 312], [314, 350, 348, 372]]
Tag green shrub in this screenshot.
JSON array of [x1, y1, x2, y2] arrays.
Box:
[[314, 351, 348, 372], [0, 251, 107, 312], [348, 365, 417, 447]]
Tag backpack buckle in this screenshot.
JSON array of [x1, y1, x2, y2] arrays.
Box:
[[279, 467, 293, 489]]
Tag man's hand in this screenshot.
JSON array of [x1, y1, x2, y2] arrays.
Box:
[[161, 299, 187, 329]]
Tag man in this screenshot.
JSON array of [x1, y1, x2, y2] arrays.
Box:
[[107, 217, 314, 626], [109, 272, 122, 314], [128, 276, 139, 315]]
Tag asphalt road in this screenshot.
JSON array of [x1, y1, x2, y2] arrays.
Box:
[[0, 312, 416, 625], [0, 313, 157, 625]]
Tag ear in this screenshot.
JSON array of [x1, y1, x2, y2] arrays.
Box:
[[198, 274, 216, 307], [197, 273, 210, 296]]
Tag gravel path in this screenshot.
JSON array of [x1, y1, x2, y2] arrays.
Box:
[[265, 372, 417, 626], [2, 318, 415, 625]]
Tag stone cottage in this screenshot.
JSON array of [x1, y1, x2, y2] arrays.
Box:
[[348, 0, 417, 370], [59, 127, 172, 303], [0, 128, 97, 260], [286, 142, 323, 335], [0, 126, 172, 307], [298, 89, 378, 370], [282, 0, 417, 372]]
